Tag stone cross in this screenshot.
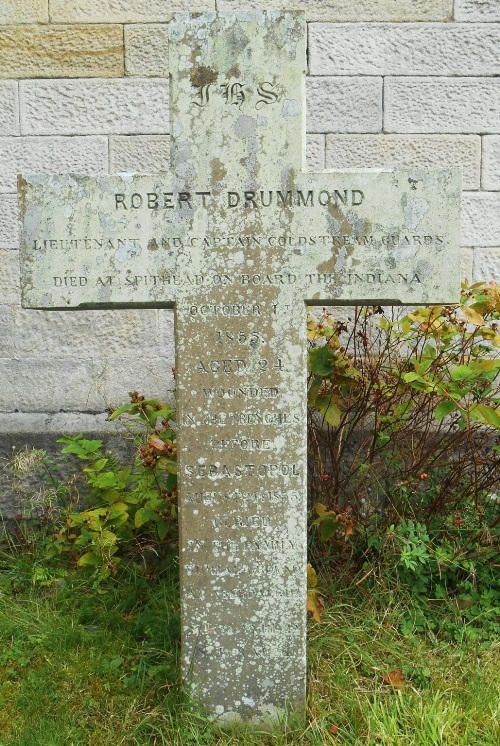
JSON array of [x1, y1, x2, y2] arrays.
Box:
[[19, 12, 461, 725]]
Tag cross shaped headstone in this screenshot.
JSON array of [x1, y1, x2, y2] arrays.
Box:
[[19, 11, 461, 725]]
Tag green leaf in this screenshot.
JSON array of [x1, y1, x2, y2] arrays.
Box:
[[77, 552, 100, 567], [134, 507, 155, 528], [307, 376, 322, 406], [107, 503, 129, 521], [157, 520, 170, 540], [400, 317, 412, 335], [110, 512, 129, 528], [475, 359, 500, 372], [60, 442, 91, 458], [98, 530, 117, 548], [57, 434, 82, 444], [123, 494, 139, 505], [166, 472, 177, 491], [320, 517, 339, 542], [403, 372, 422, 383], [102, 489, 122, 505], [93, 472, 120, 489], [451, 365, 477, 381], [108, 403, 140, 420], [434, 400, 458, 420], [315, 395, 341, 427], [147, 412, 161, 428], [117, 465, 132, 486], [308, 345, 335, 376], [470, 404, 500, 429], [423, 344, 437, 360], [307, 563, 318, 589], [60, 438, 103, 459], [156, 457, 177, 474], [393, 401, 413, 418], [67, 513, 87, 527], [154, 407, 174, 420], [80, 439, 102, 452], [314, 502, 328, 517]]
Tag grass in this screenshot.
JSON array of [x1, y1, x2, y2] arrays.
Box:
[[0, 544, 498, 746]]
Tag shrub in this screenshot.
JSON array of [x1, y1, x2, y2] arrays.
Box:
[[308, 283, 499, 569], [51, 393, 177, 579]]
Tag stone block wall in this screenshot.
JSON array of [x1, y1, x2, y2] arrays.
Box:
[[0, 0, 499, 512]]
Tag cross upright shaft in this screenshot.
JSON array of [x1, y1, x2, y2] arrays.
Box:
[[170, 13, 309, 722], [18, 11, 461, 726]]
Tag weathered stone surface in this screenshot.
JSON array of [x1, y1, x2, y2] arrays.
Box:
[[0, 356, 175, 414], [307, 77, 382, 133], [125, 23, 169, 76], [309, 23, 500, 76], [325, 135, 480, 190], [385, 78, 500, 134], [305, 134, 325, 171], [482, 136, 500, 190], [473, 247, 500, 281], [0, 411, 118, 435], [217, 0, 452, 22], [0, 195, 18, 249], [108, 135, 325, 174], [0, 358, 105, 412], [102, 356, 175, 408], [50, 0, 214, 22], [0, 25, 124, 78], [110, 135, 170, 172], [0, 81, 19, 136], [158, 308, 175, 357], [18, 168, 461, 309], [20, 79, 169, 135], [108, 134, 325, 174], [18, 11, 461, 726], [0, 249, 20, 304], [461, 247, 474, 282], [0, 0, 47, 23], [1, 306, 161, 358], [0, 136, 108, 193], [455, 0, 500, 21], [462, 192, 500, 246]]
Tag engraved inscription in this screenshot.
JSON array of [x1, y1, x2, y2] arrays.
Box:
[[183, 463, 300, 478], [215, 330, 264, 345], [191, 81, 280, 109], [183, 490, 301, 505], [201, 386, 278, 400]]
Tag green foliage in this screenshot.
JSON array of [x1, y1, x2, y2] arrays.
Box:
[[379, 517, 500, 644], [3, 281, 498, 645], [307, 281, 500, 639], [52, 392, 177, 580], [308, 280, 500, 533], [0, 541, 498, 745]]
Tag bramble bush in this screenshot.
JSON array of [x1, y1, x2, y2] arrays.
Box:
[[45, 392, 178, 580]]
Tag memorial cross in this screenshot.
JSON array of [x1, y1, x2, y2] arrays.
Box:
[[19, 11, 461, 725]]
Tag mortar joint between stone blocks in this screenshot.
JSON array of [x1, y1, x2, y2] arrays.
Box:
[[381, 75, 385, 134]]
